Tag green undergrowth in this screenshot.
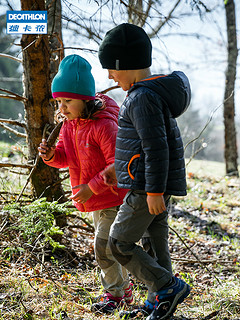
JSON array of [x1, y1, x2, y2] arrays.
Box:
[[0, 159, 239, 319]]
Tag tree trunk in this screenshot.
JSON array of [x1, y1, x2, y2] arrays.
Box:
[[20, 0, 66, 201], [223, 0, 239, 176], [47, 0, 64, 81]]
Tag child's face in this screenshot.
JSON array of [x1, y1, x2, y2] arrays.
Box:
[[56, 98, 86, 120], [108, 70, 135, 91]]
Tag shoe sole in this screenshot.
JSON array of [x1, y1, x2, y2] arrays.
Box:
[[91, 304, 117, 315], [120, 309, 151, 319]]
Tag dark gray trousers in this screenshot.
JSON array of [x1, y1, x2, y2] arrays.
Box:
[[109, 190, 173, 301]]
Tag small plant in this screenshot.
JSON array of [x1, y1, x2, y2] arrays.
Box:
[[3, 198, 74, 254], [2, 246, 24, 261]]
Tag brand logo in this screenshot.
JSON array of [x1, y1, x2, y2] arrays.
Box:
[[6, 11, 47, 34]]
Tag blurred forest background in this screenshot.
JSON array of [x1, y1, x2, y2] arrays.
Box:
[[0, 0, 239, 165]]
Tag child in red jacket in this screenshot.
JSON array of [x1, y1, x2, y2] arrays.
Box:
[[38, 54, 132, 313]]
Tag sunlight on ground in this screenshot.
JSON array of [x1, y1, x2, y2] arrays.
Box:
[[186, 159, 229, 177]]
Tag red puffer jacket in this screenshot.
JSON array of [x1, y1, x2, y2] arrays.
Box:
[[44, 93, 128, 212]]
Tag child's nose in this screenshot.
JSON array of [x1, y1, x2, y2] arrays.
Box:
[[59, 102, 66, 110]]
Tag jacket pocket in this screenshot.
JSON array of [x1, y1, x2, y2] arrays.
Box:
[[127, 154, 140, 180]]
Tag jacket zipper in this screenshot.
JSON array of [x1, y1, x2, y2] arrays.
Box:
[[75, 120, 86, 212]]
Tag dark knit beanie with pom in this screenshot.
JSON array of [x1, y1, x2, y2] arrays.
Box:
[[98, 23, 152, 70]]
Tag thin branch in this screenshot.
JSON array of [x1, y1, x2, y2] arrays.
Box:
[[16, 122, 63, 202], [0, 53, 22, 63], [0, 77, 22, 83], [67, 213, 94, 231], [99, 85, 120, 94], [0, 88, 27, 102], [186, 141, 206, 167], [67, 224, 94, 233], [0, 162, 33, 169], [52, 46, 98, 53], [169, 225, 222, 285], [22, 38, 37, 52], [0, 93, 26, 102], [0, 122, 27, 138], [171, 257, 237, 265], [0, 118, 27, 130], [202, 311, 220, 320], [0, 191, 31, 196], [148, 0, 182, 37], [184, 91, 234, 153]]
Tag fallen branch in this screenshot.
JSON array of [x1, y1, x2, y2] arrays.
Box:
[[169, 225, 222, 285], [202, 310, 220, 320], [67, 213, 94, 231], [67, 224, 94, 233], [67, 229, 93, 237], [171, 257, 236, 265]]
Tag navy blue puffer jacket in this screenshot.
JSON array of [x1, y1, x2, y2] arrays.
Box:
[[115, 71, 191, 196]]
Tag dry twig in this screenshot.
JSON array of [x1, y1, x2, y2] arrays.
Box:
[[16, 122, 63, 202], [169, 225, 222, 285]]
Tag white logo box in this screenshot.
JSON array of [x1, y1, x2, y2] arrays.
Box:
[[6, 10, 47, 34]]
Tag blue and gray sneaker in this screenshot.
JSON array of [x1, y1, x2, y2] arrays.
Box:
[[119, 300, 154, 319], [146, 277, 191, 320]]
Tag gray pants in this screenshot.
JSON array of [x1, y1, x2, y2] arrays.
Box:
[[92, 206, 129, 297], [109, 190, 173, 302]]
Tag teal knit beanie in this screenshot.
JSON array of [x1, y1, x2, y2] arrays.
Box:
[[52, 54, 95, 100]]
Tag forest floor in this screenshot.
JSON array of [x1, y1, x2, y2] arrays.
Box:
[[0, 159, 239, 320]]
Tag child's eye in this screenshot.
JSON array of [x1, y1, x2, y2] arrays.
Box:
[[66, 100, 72, 103]]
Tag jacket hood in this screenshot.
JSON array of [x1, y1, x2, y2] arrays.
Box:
[[67, 93, 119, 125], [94, 93, 119, 123], [130, 71, 191, 118]]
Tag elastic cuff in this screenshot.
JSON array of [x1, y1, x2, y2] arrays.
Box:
[[147, 192, 164, 196], [44, 154, 55, 161], [88, 183, 97, 195]]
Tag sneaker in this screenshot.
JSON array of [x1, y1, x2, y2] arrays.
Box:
[[146, 277, 191, 320], [119, 300, 154, 319], [122, 283, 134, 305], [91, 292, 122, 314]]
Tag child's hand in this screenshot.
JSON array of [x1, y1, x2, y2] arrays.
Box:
[[38, 139, 55, 160], [101, 163, 117, 186], [147, 194, 167, 215], [70, 184, 93, 204]]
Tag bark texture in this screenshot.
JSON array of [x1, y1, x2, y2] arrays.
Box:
[[224, 0, 239, 176], [20, 0, 66, 200]]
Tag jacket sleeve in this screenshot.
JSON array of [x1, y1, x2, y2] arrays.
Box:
[[43, 130, 68, 169], [88, 119, 117, 195], [128, 91, 169, 193]]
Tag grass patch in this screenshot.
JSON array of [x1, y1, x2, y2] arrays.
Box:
[[0, 152, 239, 319]]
